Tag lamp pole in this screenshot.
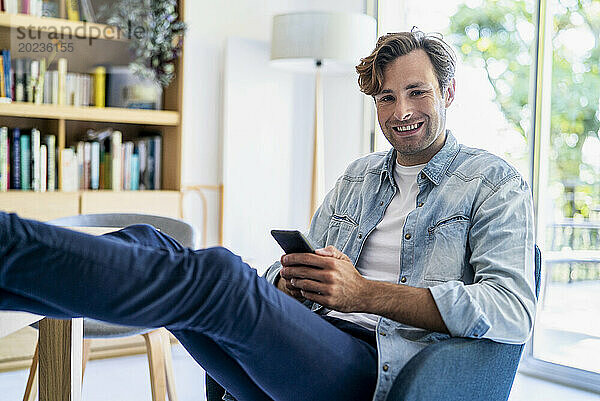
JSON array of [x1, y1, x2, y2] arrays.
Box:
[[310, 59, 325, 222]]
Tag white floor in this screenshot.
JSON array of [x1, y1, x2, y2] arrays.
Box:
[[0, 344, 598, 400]]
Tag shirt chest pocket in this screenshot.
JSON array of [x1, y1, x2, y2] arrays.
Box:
[[424, 215, 470, 282], [326, 214, 358, 252]]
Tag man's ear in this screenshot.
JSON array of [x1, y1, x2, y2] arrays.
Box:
[[444, 78, 456, 108]]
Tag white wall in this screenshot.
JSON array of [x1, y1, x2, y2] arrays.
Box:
[[181, 0, 369, 251], [221, 38, 313, 270]]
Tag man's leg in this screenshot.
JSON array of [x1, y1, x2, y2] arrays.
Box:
[[100, 224, 275, 400], [100, 224, 187, 252], [0, 213, 377, 401]]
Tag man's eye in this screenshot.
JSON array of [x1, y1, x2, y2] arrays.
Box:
[[378, 95, 394, 103], [411, 90, 425, 96]]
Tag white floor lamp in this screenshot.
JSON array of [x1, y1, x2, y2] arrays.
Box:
[[270, 12, 376, 221]]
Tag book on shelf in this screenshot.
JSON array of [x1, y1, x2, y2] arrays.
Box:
[[82, 140, 90, 188], [0, 54, 5, 98], [26, 59, 35, 102], [0, 49, 11, 102], [19, 133, 30, 190], [57, 57, 67, 105], [0, 126, 7, 191], [65, 0, 79, 21], [31, 127, 40, 190], [42, 0, 59, 18], [93, 66, 105, 108], [60, 147, 77, 191], [14, 57, 24, 102], [40, 143, 47, 192], [43, 134, 56, 191], [34, 58, 45, 105], [10, 128, 20, 189], [149, 135, 161, 190], [79, 0, 95, 22], [90, 140, 99, 189], [110, 130, 121, 190]]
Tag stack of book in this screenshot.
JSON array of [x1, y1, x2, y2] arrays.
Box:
[[0, 126, 162, 192], [0, 52, 106, 107], [0, 49, 11, 102], [0, 0, 96, 22], [0, 0, 44, 16], [0, 126, 57, 191]]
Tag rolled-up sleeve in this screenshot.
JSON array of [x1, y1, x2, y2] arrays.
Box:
[[429, 175, 537, 344]]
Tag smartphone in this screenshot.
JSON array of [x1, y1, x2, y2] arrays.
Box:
[[271, 230, 316, 254]]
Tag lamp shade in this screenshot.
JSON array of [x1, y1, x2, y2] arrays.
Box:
[[271, 12, 377, 72]]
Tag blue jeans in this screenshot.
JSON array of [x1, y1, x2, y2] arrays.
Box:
[[0, 213, 377, 401]]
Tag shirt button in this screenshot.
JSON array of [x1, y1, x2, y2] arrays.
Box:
[[400, 276, 407, 283], [383, 364, 389, 372], [357, 233, 363, 239], [420, 172, 426, 179], [379, 331, 386, 336], [417, 202, 424, 207], [404, 233, 411, 240]]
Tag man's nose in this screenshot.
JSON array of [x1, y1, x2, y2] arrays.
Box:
[[393, 98, 413, 121]]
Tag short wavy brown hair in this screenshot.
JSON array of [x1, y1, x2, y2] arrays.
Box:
[[356, 30, 456, 96]]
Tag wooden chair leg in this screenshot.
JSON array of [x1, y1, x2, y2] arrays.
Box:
[[143, 330, 167, 401], [23, 342, 39, 401], [24, 338, 91, 401], [161, 329, 178, 401], [81, 339, 92, 382]]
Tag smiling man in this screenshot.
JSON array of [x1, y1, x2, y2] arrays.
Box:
[[0, 31, 536, 401], [272, 30, 536, 399]]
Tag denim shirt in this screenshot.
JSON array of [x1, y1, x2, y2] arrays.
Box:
[[260, 131, 537, 401]]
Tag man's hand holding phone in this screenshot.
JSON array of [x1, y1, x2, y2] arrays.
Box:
[[271, 230, 368, 312], [271, 230, 315, 301]]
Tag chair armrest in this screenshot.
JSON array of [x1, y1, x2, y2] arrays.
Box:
[[386, 337, 524, 401]]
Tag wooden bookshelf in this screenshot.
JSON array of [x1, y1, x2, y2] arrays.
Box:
[[0, 0, 185, 195], [0, 190, 182, 220], [0, 102, 180, 125]]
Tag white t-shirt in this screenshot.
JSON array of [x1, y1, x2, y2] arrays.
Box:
[[326, 161, 426, 330]]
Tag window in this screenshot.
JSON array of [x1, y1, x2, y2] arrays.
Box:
[[530, 0, 600, 383]]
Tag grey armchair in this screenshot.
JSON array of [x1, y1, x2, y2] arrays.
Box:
[[23, 213, 196, 401], [206, 246, 542, 401]]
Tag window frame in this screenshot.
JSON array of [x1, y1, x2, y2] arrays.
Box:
[[517, 0, 600, 392]]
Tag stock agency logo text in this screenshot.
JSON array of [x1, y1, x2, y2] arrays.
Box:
[[15, 21, 146, 46]]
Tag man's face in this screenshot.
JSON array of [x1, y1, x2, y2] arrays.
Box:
[[374, 49, 455, 165]]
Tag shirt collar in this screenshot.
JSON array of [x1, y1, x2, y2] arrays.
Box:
[[381, 130, 459, 186]]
